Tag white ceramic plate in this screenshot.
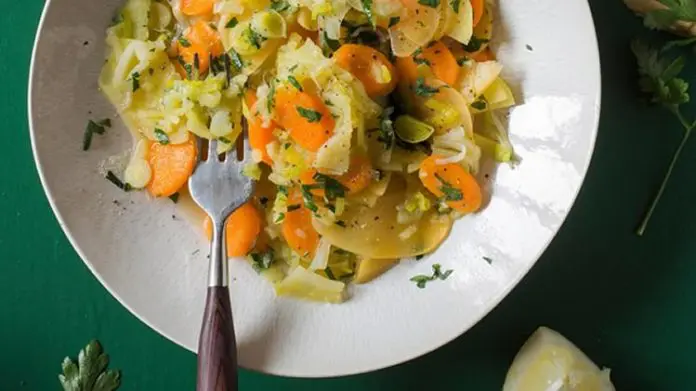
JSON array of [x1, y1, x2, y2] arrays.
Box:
[[28, 0, 600, 378]]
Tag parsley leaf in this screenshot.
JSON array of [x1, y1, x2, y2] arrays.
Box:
[[270, 0, 291, 12], [154, 128, 170, 145], [361, 0, 375, 26], [463, 36, 489, 53], [82, 119, 111, 151], [105, 171, 132, 192], [389, 16, 401, 27], [59, 340, 121, 391], [300, 185, 319, 212], [228, 49, 244, 71], [644, 0, 696, 30], [178, 37, 191, 47], [296, 106, 323, 122], [435, 173, 463, 201], [288, 75, 303, 91], [632, 40, 689, 107], [471, 96, 488, 111], [250, 250, 275, 271], [412, 48, 431, 66], [267, 78, 277, 112], [225, 18, 238, 28], [320, 31, 341, 56], [130, 71, 140, 92], [410, 264, 453, 288], [313, 173, 347, 200], [413, 77, 440, 97], [449, 0, 460, 13], [418, 0, 440, 7], [244, 25, 266, 49], [169, 192, 180, 203]]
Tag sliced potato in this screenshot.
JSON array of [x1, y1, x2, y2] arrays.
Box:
[[314, 176, 452, 259], [354, 258, 400, 284], [413, 78, 474, 136], [457, 60, 503, 103], [275, 266, 346, 303]]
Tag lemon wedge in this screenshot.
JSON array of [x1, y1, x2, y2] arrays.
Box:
[[503, 327, 616, 391]]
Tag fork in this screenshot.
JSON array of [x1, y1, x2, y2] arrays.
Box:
[[189, 136, 255, 391]]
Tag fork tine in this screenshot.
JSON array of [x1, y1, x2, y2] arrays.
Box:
[[207, 139, 219, 161]]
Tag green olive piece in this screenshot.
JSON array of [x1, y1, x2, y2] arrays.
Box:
[[394, 115, 435, 144]]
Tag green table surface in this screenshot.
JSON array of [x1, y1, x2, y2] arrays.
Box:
[[3, 1, 696, 389]]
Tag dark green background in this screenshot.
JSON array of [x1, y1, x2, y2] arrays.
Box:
[[2, 1, 693, 389]]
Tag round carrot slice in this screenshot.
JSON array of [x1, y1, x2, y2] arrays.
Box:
[[274, 88, 335, 152], [245, 90, 277, 165], [419, 155, 482, 213], [203, 202, 263, 257], [333, 44, 398, 98], [180, 0, 214, 17], [147, 138, 197, 198], [176, 20, 224, 77], [471, 0, 485, 27], [300, 155, 374, 197], [397, 41, 460, 86], [282, 192, 320, 257]]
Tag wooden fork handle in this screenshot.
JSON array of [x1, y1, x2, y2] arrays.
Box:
[[196, 286, 238, 391]]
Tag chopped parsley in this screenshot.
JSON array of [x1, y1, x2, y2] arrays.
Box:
[[463, 36, 490, 53], [412, 48, 431, 66], [300, 185, 319, 212], [361, 0, 375, 26], [225, 18, 238, 29], [270, 0, 291, 12], [287, 204, 302, 212], [312, 173, 346, 200], [228, 48, 244, 71], [267, 78, 277, 111], [418, 0, 440, 8], [410, 264, 454, 289], [154, 128, 170, 145], [82, 119, 111, 151], [288, 75, 303, 91], [377, 107, 396, 149], [320, 31, 341, 56], [274, 213, 285, 223], [105, 171, 132, 192], [178, 37, 191, 47], [388, 16, 401, 27], [435, 173, 463, 201], [131, 71, 140, 92], [250, 250, 275, 271], [296, 106, 323, 122], [471, 96, 488, 111], [169, 192, 180, 203], [449, 0, 460, 13], [244, 25, 266, 49], [335, 220, 347, 227], [483, 256, 493, 264], [456, 57, 470, 66], [413, 77, 440, 97], [277, 185, 289, 196], [218, 136, 232, 144]]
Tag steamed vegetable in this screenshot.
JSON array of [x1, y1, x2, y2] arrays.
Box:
[[203, 202, 263, 257], [147, 137, 197, 197]]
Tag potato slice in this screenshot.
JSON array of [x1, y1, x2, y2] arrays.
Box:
[[314, 176, 452, 259]]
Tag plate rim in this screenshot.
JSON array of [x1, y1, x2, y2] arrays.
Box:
[[27, 0, 602, 377]]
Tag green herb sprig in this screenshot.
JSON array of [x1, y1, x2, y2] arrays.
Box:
[[632, 39, 696, 235], [59, 340, 121, 391], [410, 264, 453, 288]]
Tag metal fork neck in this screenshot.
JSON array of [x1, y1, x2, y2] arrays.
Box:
[[209, 219, 228, 287]]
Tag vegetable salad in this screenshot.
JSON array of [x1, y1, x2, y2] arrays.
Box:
[[99, 0, 516, 303]]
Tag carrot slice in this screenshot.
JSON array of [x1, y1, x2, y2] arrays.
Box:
[[180, 0, 214, 17], [472, 0, 485, 27], [333, 44, 398, 98], [274, 87, 335, 152], [245, 91, 277, 165], [395, 41, 459, 86], [418, 155, 482, 213], [176, 20, 224, 77], [470, 47, 495, 62], [147, 138, 197, 198], [300, 155, 374, 196], [282, 192, 320, 257], [203, 202, 263, 257]]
